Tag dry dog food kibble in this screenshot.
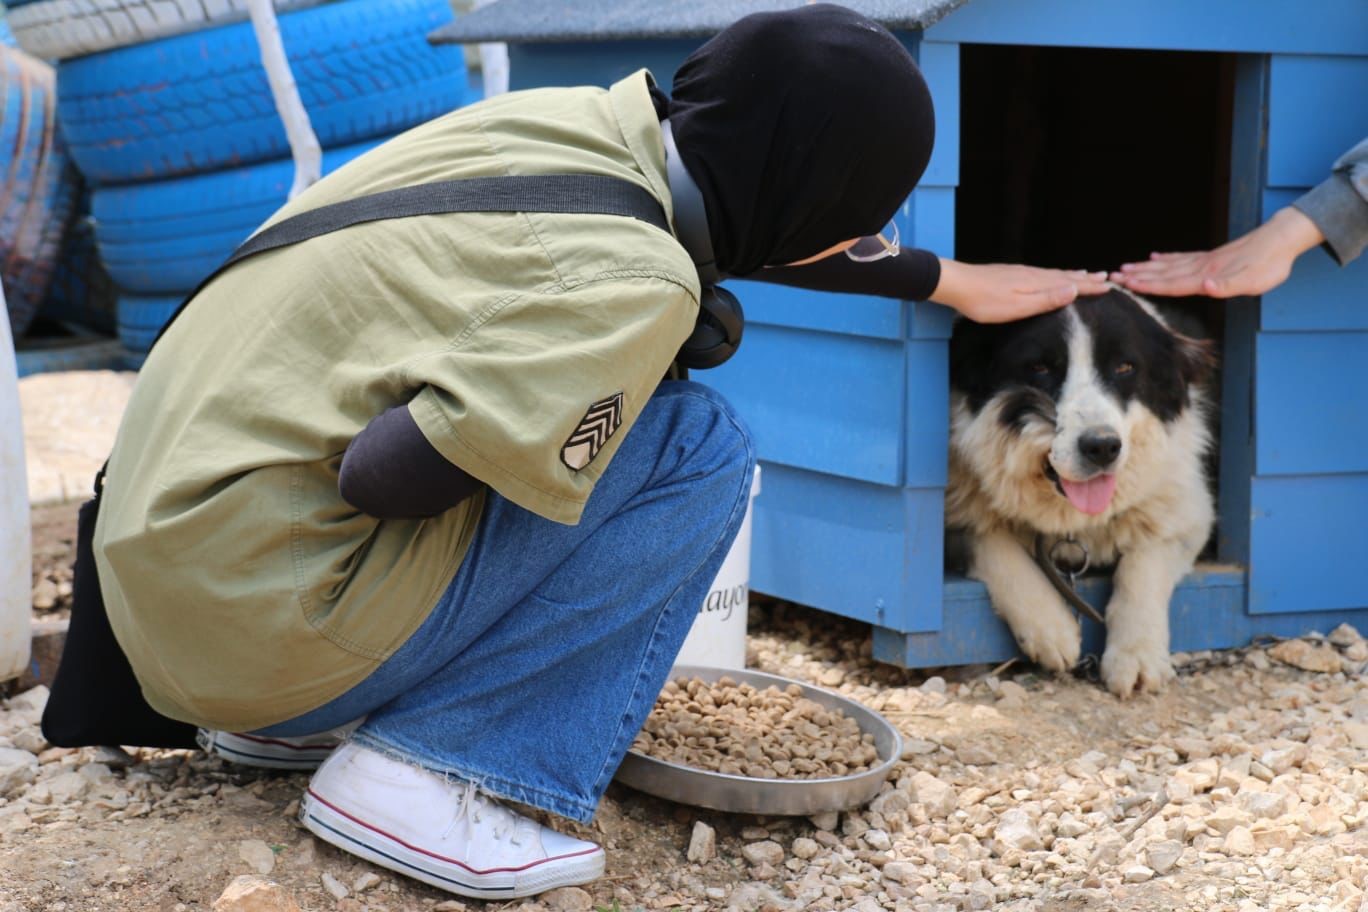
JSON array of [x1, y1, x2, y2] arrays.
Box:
[[631, 676, 879, 779]]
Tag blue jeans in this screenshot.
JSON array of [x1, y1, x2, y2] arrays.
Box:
[[256, 381, 755, 823]]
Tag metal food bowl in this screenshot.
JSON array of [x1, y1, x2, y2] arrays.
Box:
[[615, 664, 903, 816]]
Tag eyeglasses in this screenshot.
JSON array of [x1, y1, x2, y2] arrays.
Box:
[[845, 220, 901, 262]]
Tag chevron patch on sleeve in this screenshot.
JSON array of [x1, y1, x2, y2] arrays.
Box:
[[560, 391, 624, 471]]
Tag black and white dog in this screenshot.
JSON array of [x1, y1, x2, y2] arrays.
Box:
[[947, 286, 1215, 697]]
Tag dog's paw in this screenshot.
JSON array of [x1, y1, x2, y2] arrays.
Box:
[[1101, 640, 1175, 697], [1013, 612, 1081, 674]]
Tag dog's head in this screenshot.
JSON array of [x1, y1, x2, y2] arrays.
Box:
[[949, 287, 1214, 528]]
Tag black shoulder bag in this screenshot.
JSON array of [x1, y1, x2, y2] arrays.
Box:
[[41, 174, 685, 748]]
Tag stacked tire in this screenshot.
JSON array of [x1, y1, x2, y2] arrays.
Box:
[[8, 0, 470, 353], [0, 42, 78, 339]]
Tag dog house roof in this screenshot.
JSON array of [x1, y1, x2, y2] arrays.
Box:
[[430, 0, 966, 44]]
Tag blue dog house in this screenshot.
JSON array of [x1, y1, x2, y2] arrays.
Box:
[[433, 1, 1368, 668]]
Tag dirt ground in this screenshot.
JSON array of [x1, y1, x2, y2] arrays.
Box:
[[3, 500, 1365, 912]]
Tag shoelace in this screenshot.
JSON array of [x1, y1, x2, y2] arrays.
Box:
[[444, 782, 529, 847]]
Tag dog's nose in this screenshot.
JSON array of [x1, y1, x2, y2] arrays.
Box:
[[1078, 429, 1122, 469]]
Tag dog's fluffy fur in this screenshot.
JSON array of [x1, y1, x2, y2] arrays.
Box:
[[946, 287, 1216, 696]]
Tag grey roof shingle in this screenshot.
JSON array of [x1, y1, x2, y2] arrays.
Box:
[[430, 1, 966, 44]]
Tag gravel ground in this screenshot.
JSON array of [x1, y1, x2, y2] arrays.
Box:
[[1, 564, 1365, 911], [7, 373, 1365, 911]]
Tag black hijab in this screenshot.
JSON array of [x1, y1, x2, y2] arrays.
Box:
[[667, 4, 935, 277]]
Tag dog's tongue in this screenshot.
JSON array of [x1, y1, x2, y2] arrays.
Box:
[[1060, 474, 1117, 515]]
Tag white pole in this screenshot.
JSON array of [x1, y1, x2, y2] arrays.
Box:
[[0, 286, 33, 684], [472, 0, 509, 97], [245, 0, 322, 200]]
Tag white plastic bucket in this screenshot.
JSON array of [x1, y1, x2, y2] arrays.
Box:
[[675, 465, 761, 670], [0, 288, 32, 683]]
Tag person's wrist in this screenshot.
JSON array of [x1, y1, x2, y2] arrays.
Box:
[[930, 257, 966, 311], [1266, 206, 1325, 257]]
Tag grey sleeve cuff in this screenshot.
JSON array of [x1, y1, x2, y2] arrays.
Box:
[[1292, 172, 1368, 266]]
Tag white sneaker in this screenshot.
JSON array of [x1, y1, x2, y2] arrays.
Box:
[[198, 727, 349, 770], [299, 742, 605, 899]]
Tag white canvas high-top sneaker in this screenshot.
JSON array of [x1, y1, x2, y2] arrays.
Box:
[[299, 742, 605, 899]]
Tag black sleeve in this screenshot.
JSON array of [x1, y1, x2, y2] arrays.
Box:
[[749, 247, 942, 301], [338, 404, 481, 519]]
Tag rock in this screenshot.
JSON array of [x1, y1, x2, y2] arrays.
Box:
[[1268, 639, 1341, 673], [740, 826, 769, 840], [78, 762, 113, 783], [320, 872, 348, 901], [997, 681, 1028, 707], [351, 872, 379, 893], [791, 837, 820, 860], [433, 903, 468, 912], [1205, 809, 1251, 835], [910, 771, 958, 818], [1240, 791, 1288, 819], [0, 748, 38, 797], [869, 790, 911, 817], [1122, 865, 1154, 884], [1172, 738, 1213, 761], [238, 840, 276, 876], [1328, 623, 1363, 647], [995, 808, 1042, 852], [90, 746, 136, 770], [819, 667, 845, 687], [1251, 825, 1296, 852], [1244, 650, 1271, 671], [687, 821, 716, 863], [44, 772, 88, 803], [882, 861, 919, 885], [1146, 841, 1183, 876], [540, 887, 592, 912], [10, 728, 45, 755], [901, 739, 940, 757], [7, 686, 49, 716], [863, 828, 891, 851], [725, 882, 786, 912], [1173, 759, 1219, 792], [211, 876, 301, 912], [1260, 744, 1306, 775], [1223, 826, 1256, 856], [1342, 722, 1368, 750], [741, 840, 784, 867], [956, 743, 997, 766], [920, 676, 946, 695], [807, 811, 839, 831]]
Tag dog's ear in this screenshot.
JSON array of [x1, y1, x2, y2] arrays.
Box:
[[1175, 333, 1217, 386], [949, 317, 997, 399]]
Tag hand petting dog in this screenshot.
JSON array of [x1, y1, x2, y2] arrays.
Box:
[[932, 260, 1110, 323]]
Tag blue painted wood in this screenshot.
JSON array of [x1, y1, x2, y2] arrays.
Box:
[[747, 461, 946, 633], [732, 280, 905, 340], [1216, 54, 1267, 568], [918, 40, 960, 189], [1267, 55, 1368, 190], [507, 39, 700, 91], [15, 339, 128, 377], [1255, 333, 1368, 476], [872, 567, 1368, 669], [904, 341, 949, 489], [926, 0, 1368, 55], [705, 325, 907, 486], [1249, 475, 1368, 615], [1261, 242, 1368, 333], [910, 186, 956, 260]]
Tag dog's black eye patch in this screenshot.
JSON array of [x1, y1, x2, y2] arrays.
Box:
[[950, 311, 1070, 419], [1074, 291, 1214, 422]]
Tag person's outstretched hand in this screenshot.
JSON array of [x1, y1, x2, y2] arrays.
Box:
[[930, 259, 1110, 323], [1111, 207, 1325, 298]]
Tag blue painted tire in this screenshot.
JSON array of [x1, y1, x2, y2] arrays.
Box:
[[116, 294, 182, 352], [56, 0, 467, 185], [93, 137, 384, 294], [39, 187, 119, 334], [1, 47, 78, 339]]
